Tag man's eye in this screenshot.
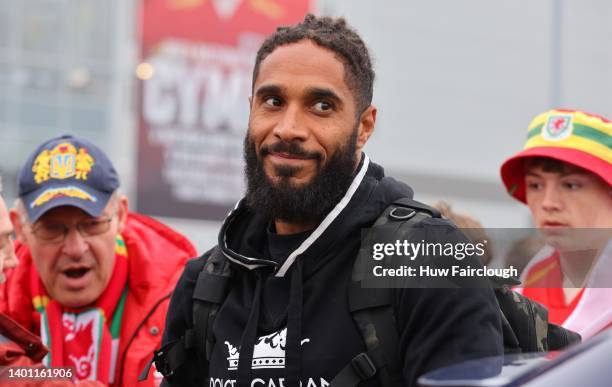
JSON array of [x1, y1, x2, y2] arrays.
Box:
[[82, 220, 102, 227], [36, 224, 65, 238], [264, 97, 282, 107], [81, 220, 107, 233], [313, 101, 333, 112], [42, 224, 64, 232]]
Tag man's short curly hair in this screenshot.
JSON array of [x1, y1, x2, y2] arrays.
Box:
[[252, 13, 375, 115]]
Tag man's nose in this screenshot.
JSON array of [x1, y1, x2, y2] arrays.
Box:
[[272, 105, 308, 142], [62, 227, 89, 258]]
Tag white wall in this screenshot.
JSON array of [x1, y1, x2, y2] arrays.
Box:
[[316, 0, 611, 228]]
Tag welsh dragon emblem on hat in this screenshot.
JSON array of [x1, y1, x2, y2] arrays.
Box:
[[542, 114, 573, 141]]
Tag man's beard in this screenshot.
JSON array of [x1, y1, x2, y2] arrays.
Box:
[[244, 130, 359, 225]]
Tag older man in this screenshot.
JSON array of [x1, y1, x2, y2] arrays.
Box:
[[0, 135, 196, 386], [1, 176, 104, 386]]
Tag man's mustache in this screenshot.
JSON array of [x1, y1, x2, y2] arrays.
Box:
[[260, 141, 323, 161]]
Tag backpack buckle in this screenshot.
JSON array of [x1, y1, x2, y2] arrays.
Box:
[[389, 207, 416, 220], [351, 352, 377, 379], [153, 349, 174, 377]]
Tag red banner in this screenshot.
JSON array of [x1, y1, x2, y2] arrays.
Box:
[[137, 0, 311, 219]]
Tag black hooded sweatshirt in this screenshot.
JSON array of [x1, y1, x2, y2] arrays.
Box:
[[162, 156, 503, 387]]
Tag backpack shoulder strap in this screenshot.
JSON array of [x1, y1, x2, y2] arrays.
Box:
[[146, 246, 233, 381], [192, 247, 233, 361], [331, 198, 438, 387]]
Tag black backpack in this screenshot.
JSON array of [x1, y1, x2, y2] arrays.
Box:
[[144, 198, 580, 386]]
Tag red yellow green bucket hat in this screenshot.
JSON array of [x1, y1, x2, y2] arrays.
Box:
[[501, 109, 612, 203]]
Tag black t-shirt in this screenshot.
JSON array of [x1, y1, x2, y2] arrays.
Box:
[[266, 224, 310, 265], [261, 226, 310, 331]]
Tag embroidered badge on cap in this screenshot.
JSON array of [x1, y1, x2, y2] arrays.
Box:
[[542, 114, 573, 141], [30, 186, 98, 209], [32, 142, 96, 184]]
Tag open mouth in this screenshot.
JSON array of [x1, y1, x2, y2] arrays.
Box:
[[63, 268, 91, 279]]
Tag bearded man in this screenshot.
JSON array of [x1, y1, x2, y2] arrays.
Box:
[[158, 14, 503, 387]]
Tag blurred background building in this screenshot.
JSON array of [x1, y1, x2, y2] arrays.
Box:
[[1, 0, 611, 253]]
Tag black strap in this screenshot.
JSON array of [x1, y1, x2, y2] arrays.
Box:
[[193, 300, 216, 361], [144, 246, 233, 382], [193, 271, 231, 360], [329, 349, 386, 387], [338, 197, 435, 387], [143, 334, 193, 380], [193, 271, 232, 303], [192, 248, 233, 362], [352, 305, 402, 387]]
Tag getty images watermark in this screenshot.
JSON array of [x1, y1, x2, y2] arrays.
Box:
[[357, 227, 611, 289], [370, 239, 518, 280], [354, 225, 526, 289]]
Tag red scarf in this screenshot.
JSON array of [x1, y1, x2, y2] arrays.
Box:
[[31, 236, 128, 384]]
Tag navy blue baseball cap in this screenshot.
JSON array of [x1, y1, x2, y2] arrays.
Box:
[[18, 135, 120, 223]]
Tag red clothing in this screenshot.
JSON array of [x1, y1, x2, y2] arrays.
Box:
[[0, 213, 196, 386], [519, 243, 612, 339], [0, 312, 103, 386], [522, 252, 584, 325], [0, 312, 47, 366]]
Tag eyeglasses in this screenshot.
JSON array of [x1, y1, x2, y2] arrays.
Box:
[[30, 216, 114, 243]]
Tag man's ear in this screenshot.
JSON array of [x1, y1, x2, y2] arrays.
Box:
[[116, 195, 129, 234], [248, 96, 253, 109], [9, 209, 27, 244], [356, 105, 377, 151]]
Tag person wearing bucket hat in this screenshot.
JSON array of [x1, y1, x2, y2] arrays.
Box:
[[500, 109, 612, 340], [0, 135, 197, 386]]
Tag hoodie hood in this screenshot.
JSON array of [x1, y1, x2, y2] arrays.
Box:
[[218, 154, 413, 277], [165, 156, 503, 386], [210, 154, 414, 386]]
